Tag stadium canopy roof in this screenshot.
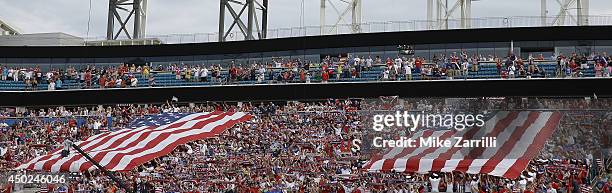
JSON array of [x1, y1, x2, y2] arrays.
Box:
[[0, 16, 21, 35]]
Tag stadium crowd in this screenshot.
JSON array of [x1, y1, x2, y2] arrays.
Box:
[[0, 97, 610, 192], [0, 51, 610, 91]]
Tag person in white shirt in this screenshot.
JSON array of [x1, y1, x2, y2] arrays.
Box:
[[256, 66, 265, 83], [48, 81, 56, 90], [25, 70, 32, 80], [79, 71, 85, 82], [93, 120, 101, 130], [366, 56, 373, 70], [116, 78, 122, 87], [526, 170, 536, 182], [12, 69, 19, 82], [446, 174, 454, 192], [201, 67, 209, 82], [274, 60, 282, 68], [465, 179, 472, 193], [430, 173, 441, 192], [508, 65, 516, 78], [518, 176, 528, 191], [383, 68, 390, 80], [46, 72, 53, 82], [394, 56, 403, 74], [470, 177, 480, 193], [130, 77, 138, 87], [404, 63, 412, 80], [193, 67, 200, 82]]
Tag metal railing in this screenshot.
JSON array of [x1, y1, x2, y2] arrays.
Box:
[[79, 15, 612, 44]]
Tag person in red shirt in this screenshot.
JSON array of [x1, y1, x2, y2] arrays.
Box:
[[569, 59, 578, 77], [321, 70, 329, 83], [230, 65, 237, 82], [523, 186, 535, 193], [68, 119, 77, 128], [175, 68, 181, 80], [107, 77, 115, 88], [415, 58, 423, 74], [99, 75, 106, 89], [299, 69, 305, 82], [386, 57, 393, 68], [578, 169, 587, 184], [84, 71, 92, 88], [496, 58, 503, 75], [551, 180, 560, 190]]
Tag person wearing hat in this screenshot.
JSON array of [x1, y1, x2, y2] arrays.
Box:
[[430, 173, 441, 192], [518, 174, 528, 191], [470, 175, 480, 193]]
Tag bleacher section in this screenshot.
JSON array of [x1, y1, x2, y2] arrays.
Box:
[[0, 61, 600, 91]]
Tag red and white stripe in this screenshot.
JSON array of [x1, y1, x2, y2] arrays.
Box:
[[580, 184, 593, 193], [364, 111, 562, 179], [17, 111, 251, 173]]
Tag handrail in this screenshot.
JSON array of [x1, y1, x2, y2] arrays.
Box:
[[27, 15, 612, 45]]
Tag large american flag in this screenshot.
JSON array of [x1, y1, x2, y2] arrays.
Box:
[[17, 111, 251, 172], [363, 111, 562, 179]]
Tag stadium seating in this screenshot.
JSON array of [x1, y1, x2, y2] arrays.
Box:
[[1, 98, 609, 192], [0, 61, 603, 91]]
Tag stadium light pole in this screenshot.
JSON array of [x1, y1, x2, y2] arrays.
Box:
[[428, 0, 476, 29], [106, 0, 148, 40], [427, 0, 434, 29], [546, 0, 590, 26], [445, 0, 449, 29], [541, 0, 547, 26], [218, 0, 268, 42], [68, 143, 134, 193], [320, 0, 326, 35], [320, 0, 362, 34]]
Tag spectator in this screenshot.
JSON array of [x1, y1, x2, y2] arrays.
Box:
[[1, 66, 7, 81], [31, 77, 38, 91], [48, 79, 56, 90], [142, 65, 150, 79], [0, 52, 605, 92], [496, 57, 503, 76], [175, 67, 181, 80], [508, 64, 516, 79], [55, 78, 63, 90], [130, 76, 138, 87], [201, 66, 209, 82], [471, 54, 479, 72], [321, 69, 329, 83], [404, 62, 412, 80]]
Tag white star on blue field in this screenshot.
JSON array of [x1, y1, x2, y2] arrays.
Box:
[[129, 113, 188, 128]]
